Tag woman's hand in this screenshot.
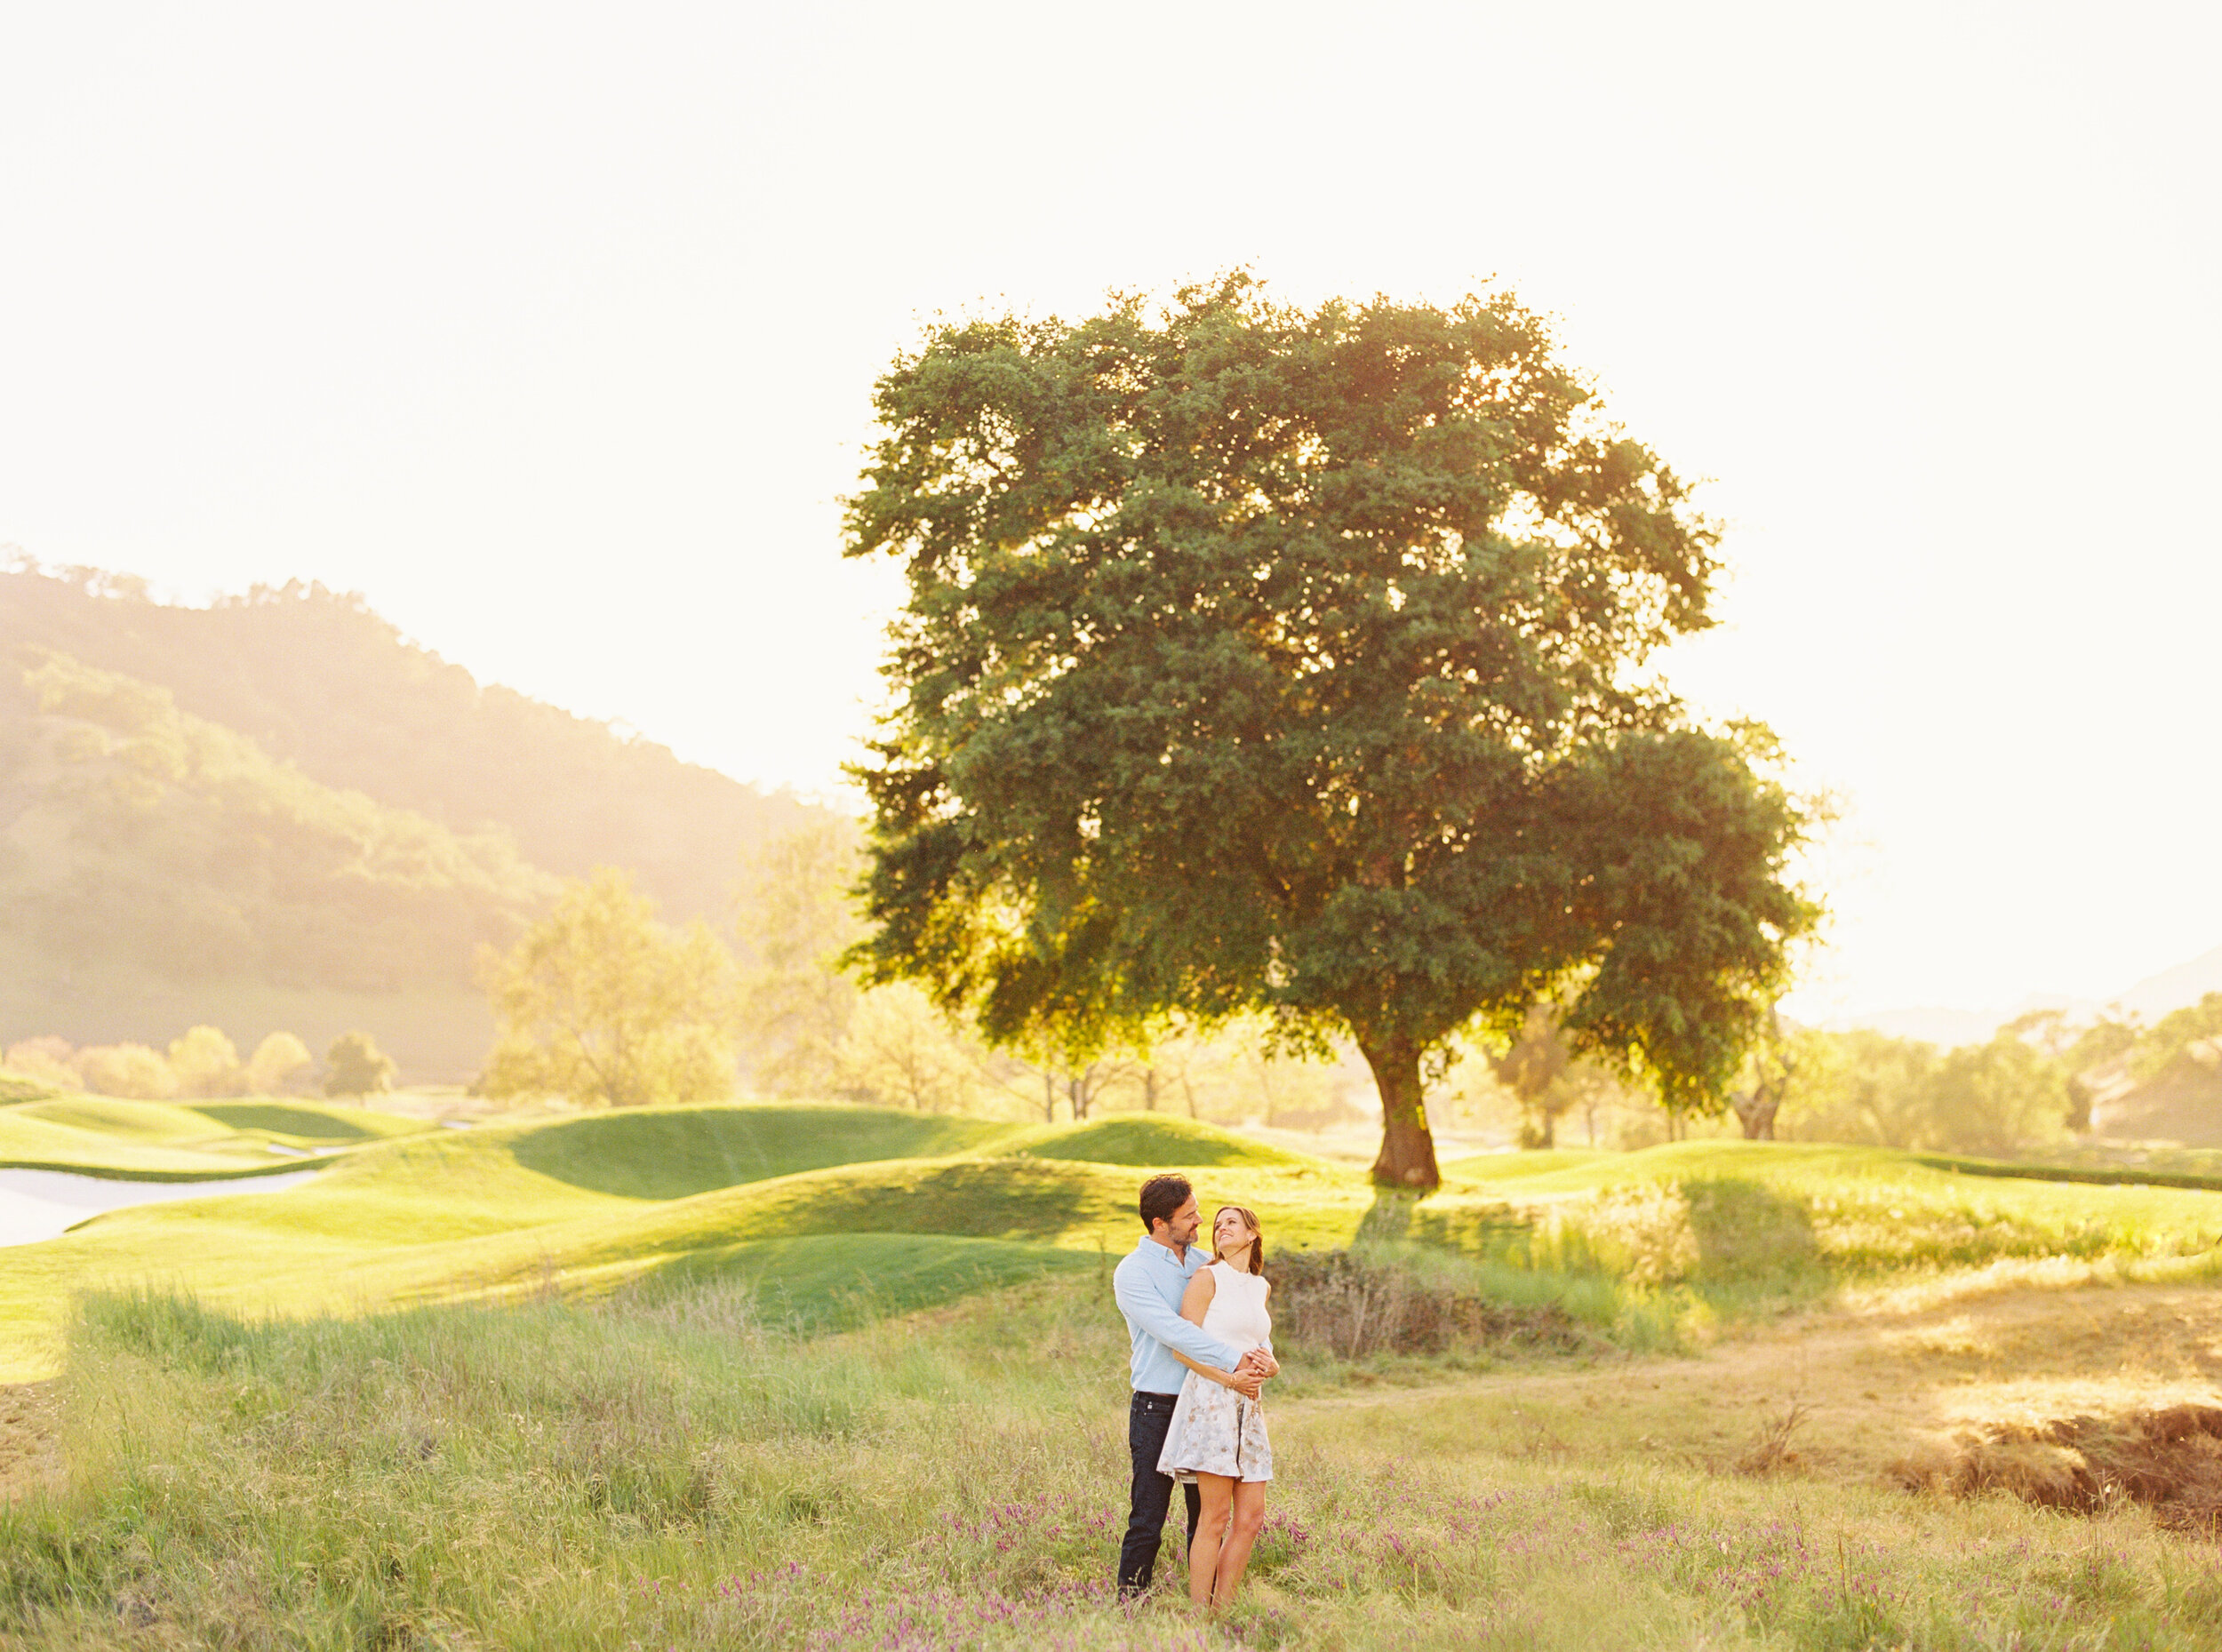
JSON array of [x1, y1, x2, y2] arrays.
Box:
[[1222, 1363, 1264, 1401]]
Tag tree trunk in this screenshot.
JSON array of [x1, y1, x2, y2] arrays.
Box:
[[1730, 1089, 1779, 1139], [1359, 1033, 1441, 1190], [1143, 1066, 1159, 1112]]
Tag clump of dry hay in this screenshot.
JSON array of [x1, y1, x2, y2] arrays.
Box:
[[1735, 1398, 1813, 1477], [1893, 1403, 2222, 1532]]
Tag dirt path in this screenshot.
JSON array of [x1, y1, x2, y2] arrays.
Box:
[[0, 1381, 61, 1504], [1279, 1281, 2222, 1484]]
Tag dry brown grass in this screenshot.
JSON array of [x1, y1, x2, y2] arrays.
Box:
[[1279, 1279, 2222, 1489], [0, 1383, 60, 1504], [1732, 1397, 1813, 1475]]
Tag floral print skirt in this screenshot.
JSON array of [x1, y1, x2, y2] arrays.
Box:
[[1156, 1369, 1274, 1483]]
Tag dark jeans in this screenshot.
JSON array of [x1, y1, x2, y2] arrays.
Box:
[[1118, 1391, 1202, 1597]]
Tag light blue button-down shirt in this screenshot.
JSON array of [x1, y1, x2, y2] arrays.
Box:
[[1113, 1232, 1242, 1394]]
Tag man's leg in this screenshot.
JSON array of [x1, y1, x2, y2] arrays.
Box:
[[1117, 1393, 1179, 1596]]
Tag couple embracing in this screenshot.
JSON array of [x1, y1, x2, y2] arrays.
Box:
[[1111, 1173, 1278, 1610]]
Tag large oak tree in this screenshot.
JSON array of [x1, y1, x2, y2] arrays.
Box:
[[844, 276, 1818, 1187]]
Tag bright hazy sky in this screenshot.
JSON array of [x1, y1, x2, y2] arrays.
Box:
[[3, 4, 2215, 1023]]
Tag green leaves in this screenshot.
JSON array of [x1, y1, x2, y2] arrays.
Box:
[[845, 277, 1818, 1184]]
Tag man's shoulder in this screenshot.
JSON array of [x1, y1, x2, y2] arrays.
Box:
[[1110, 1239, 1152, 1281]]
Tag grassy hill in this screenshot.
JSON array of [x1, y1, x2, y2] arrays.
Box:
[[0, 565, 821, 923], [9, 1106, 2222, 1383]]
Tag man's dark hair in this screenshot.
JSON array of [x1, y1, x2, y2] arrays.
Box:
[[1138, 1174, 1193, 1232]]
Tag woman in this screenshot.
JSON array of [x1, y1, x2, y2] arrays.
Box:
[[1158, 1203, 1276, 1610]]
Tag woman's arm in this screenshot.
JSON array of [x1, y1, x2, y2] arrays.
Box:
[[1179, 1266, 1217, 1325], [1252, 1281, 1279, 1376], [1168, 1346, 1244, 1388]]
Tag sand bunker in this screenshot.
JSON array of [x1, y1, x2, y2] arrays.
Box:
[[0, 1167, 318, 1249]]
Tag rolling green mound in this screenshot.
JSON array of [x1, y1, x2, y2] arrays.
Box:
[[501, 1104, 1029, 1198], [1004, 1113, 1317, 1169], [1438, 1147, 1611, 1180]]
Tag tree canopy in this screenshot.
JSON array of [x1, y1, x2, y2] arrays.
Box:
[[843, 276, 1819, 1186]]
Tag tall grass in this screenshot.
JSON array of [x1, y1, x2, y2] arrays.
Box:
[[12, 1274, 2222, 1649]]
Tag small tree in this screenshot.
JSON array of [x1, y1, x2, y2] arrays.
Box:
[[4, 1038, 77, 1090], [737, 823, 862, 1096], [168, 1026, 243, 1098], [244, 1032, 316, 1096], [324, 1031, 396, 1097], [481, 868, 739, 1108], [834, 983, 981, 1112]]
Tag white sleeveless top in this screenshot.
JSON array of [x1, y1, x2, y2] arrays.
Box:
[[1198, 1260, 1272, 1354]]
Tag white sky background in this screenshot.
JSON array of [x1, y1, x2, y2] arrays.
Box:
[[0, 2, 2215, 1023]]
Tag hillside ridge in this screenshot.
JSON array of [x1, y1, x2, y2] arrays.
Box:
[[0, 564, 826, 922]]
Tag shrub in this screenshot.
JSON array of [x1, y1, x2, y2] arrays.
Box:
[[324, 1031, 396, 1097]]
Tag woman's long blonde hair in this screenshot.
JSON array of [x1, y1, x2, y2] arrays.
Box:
[[1213, 1204, 1264, 1275]]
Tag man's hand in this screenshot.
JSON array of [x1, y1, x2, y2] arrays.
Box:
[[1230, 1349, 1273, 1397]]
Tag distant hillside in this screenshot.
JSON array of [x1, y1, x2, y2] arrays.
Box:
[[0, 650, 571, 1074], [0, 650, 558, 987], [2120, 946, 2222, 1020], [0, 565, 821, 922]]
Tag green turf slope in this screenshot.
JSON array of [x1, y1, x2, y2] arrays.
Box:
[[1005, 1113, 1317, 1168]]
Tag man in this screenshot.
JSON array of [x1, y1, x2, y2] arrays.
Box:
[[1111, 1172, 1273, 1597]]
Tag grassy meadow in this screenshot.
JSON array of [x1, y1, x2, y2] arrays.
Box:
[[10, 1101, 2222, 1646]]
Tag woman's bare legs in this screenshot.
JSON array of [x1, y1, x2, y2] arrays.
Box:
[[1187, 1473, 1235, 1606], [1211, 1480, 1268, 1606]]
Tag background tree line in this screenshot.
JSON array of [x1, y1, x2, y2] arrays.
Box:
[[3, 1026, 398, 1100], [1424, 997, 2222, 1156], [473, 828, 1379, 1127]]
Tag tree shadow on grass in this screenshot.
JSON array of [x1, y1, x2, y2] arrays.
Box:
[[1356, 1189, 1419, 1245], [1682, 1177, 1821, 1294]]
